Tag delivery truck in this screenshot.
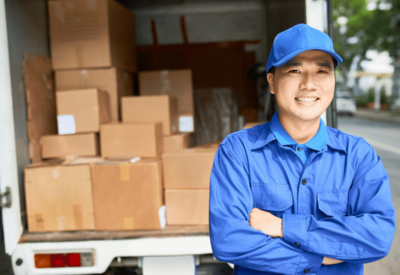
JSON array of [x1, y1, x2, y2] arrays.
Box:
[[0, 0, 336, 274]]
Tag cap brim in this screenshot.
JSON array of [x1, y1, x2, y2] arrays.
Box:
[[272, 48, 343, 69]]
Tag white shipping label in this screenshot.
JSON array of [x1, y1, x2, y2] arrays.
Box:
[[57, 114, 76, 135], [179, 116, 194, 132], [159, 205, 166, 229]]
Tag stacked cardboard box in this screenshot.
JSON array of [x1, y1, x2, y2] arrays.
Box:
[[91, 159, 164, 231], [49, 0, 136, 122], [40, 88, 110, 159], [163, 148, 217, 225], [25, 159, 98, 232], [25, 0, 214, 233], [138, 70, 195, 133]]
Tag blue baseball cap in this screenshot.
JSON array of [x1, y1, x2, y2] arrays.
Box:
[[266, 24, 343, 73]]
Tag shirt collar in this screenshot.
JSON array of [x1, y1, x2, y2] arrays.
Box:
[[252, 112, 330, 152]]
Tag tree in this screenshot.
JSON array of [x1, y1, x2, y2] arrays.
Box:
[[333, 0, 400, 85]]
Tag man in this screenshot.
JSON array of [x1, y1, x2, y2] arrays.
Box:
[[209, 24, 396, 275]]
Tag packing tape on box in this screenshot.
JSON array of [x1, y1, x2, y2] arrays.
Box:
[[124, 217, 134, 230], [80, 70, 89, 88], [34, 213, 44, 230], [160, 70, 172, 94], [73, 204, 83, 230], [119, 163, 130, 181], [57, 215, 66, 231]]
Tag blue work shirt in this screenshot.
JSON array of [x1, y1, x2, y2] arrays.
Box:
[[209, 112, 396, 275]]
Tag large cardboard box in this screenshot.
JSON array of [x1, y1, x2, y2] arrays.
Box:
[[165, 189, 209, 225], [48, 0, 136, 72], [162, 148, 217, 189], [25, 160, 95, 232], [41, 133, 99, 159], [138, 70, 194, 133], [101, 123, 162, 158], [92, 159, 164, 230], [163, 134, 191, 153], [122, 95, 178, 136], [56, 89, 111, 134], [56, 68, 133, 121]]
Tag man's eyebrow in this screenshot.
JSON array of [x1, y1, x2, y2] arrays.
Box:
[[282, 62, 302, 68], [316, 62, 333, 70]]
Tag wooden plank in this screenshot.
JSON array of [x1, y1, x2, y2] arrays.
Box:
[[19, 225, 209, 243]]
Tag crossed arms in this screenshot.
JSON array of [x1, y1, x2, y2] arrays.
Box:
[[209, 143, 396, 274]]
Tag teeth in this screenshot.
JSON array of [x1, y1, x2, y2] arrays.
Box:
[[296, 97, 318, 102]]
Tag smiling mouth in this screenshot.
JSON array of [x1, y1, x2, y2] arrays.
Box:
[[295, 97, 320, 103]]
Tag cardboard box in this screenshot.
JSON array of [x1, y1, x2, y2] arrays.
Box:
[[56, 68, 133, 121], [122, 95, 178, 136], [243, 121, 268, 129], [101, 123, 162, 158], [163, 134, 191, 153], [48, 0, 136, 72], [163, 148, 217, 189], [165, 189, 209, 225], [194, 142, 221, 149], [56, 89, 111, 134], [91, 159, 164, 230], [25, 160, 95, 232], [138, 70, 194, 133], [41, 133, 99, 159]]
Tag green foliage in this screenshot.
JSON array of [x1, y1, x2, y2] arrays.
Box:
[[380, 87, 395, 105], [333, 0, 400, 73], [367, 88, 375, 102], [355, 94, 368, 107]]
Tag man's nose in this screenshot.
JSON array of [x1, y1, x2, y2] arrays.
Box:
[[299, 72, 317, 91]]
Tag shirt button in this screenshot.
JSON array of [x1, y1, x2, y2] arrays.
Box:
[[302, 179, 307, 185], [297, 147, 302, 152], [294, 242, 300, 247], [304, 268, 310, 273]]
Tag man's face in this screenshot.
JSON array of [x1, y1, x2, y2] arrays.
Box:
[[267, 50, 335, 122]]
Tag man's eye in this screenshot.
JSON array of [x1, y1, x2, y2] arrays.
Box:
[[318, 70, 328, 74], [289, 70, 300, 73]]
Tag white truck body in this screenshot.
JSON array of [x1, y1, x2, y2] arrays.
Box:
[[0, 0, 329, 274]]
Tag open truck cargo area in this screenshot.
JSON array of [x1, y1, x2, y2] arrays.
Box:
[[0, 0, 334, 274]]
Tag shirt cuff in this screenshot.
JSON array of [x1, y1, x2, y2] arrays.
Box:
[[296, 250, 324, 275], [283, 213, 309, 250]]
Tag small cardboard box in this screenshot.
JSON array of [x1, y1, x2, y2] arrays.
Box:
[[56, 89, 111, 134], [41, 133, 99, 159], [101, 123, 162, 158], [56, 68, 133, 121], [162, 148, 217, 189], [138, 70, 194, 133], [25, 160, 95, 232], [163, 133, 191, 153], [92, 159, 164, 231], [48, 0, 136, 72], [165, 189, 209, 225], [122, 95, 178, 136]]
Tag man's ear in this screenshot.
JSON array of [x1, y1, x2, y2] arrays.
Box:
[[267, 73, 275, 95]]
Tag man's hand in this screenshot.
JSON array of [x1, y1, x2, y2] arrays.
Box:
[[249, 208, 283, 238], [322, 257, 343, 265]]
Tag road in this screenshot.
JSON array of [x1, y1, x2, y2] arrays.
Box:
[[338, 116, 400, 275]]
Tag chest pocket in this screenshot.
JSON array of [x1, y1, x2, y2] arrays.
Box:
[[317, 190, 348, 217], [252, 183, 293, 211]]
